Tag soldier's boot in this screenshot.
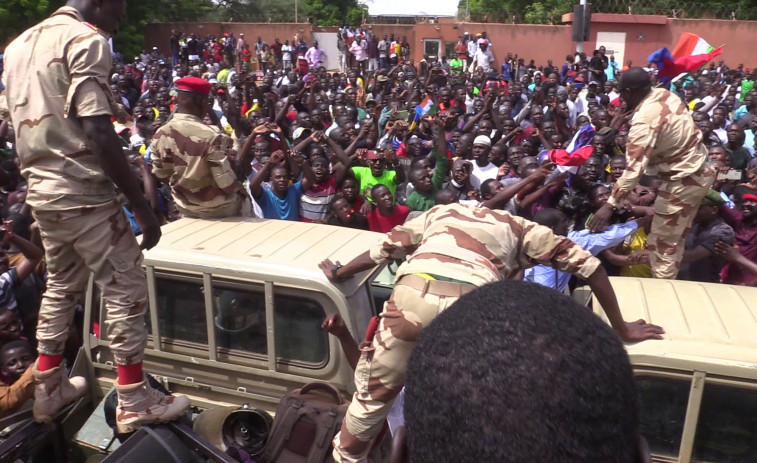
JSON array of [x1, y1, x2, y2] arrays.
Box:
[[115, 380, 190, 434], [32, 362, 87, 423]]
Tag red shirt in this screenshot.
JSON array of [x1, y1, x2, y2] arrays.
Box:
[[367, 205, 410, 233]]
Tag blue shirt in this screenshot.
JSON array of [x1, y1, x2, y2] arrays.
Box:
[[524, 221, 638, 292], [257, 181, 303, 220]]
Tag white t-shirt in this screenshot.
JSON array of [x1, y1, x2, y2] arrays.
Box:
[[281, 44, 293, 61], [471, 161, 499, 189], [473, 49, 494, 72]]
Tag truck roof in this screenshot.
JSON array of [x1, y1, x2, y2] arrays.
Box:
[[143, 218, 384, 295], [594, 277, 757, 380]]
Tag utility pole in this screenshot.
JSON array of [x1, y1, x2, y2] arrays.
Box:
[[577, 0, 586, 54], [295, 0, 298, 23]]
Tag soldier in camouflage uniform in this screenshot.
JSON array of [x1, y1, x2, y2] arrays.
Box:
[[320, 203, 664, 463], [589, 67, 715, 279], [2, 1, 189, 432], [150, 77, 249, 218]]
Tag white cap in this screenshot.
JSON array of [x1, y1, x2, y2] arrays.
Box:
[[473, 135, 491, 147]]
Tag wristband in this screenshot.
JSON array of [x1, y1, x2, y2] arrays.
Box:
[[331, 263, 344, 282]]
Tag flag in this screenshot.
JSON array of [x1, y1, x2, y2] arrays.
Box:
[[648, 46, 722, 84], [566, 124, 595, 153], [415, 95, 437, 119], [672, 32, 714, 60], [551, 125, 596, 174], [409, 96, 437, 131]]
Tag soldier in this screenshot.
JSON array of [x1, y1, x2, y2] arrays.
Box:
[[150, 77, 249, 218], [319, 203, 664, 463], [2, 0, 189, 431], [588, 68, 715, 279]]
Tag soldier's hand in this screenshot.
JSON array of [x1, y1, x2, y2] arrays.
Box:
[[133, 203, 161, 250], [319, 259, 340, 282], [587, 202, 613, 233], [322, 314, 350, 338], [621, 319, 664, 342]]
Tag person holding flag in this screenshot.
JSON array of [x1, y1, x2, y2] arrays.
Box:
[[588, 68, 715, 279]]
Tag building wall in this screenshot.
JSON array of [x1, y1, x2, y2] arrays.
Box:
[[144, 17, 757, 72]]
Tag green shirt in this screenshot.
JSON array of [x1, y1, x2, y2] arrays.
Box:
[[351, 166, 398, 199], [217, 68, 230, 85], [405, 150, 449, 212]]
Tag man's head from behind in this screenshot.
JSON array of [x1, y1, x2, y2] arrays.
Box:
[[403, 280, 644, 463]]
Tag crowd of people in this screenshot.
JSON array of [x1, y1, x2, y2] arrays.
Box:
[[91, 29, 757, 287], [1, 3, 757, 458]]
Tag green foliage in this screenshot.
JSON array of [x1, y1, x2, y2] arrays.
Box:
[[1, 0, 365, 57], [0, 0, 64, 45], [523, 0, 573, 24], [214, 0, 366, 24], [114, 0, 216, 59]]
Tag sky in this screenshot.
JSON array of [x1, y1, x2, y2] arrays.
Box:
[[359, 0, 459, 17]]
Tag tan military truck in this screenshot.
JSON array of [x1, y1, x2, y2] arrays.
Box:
[[68, 217, 394, 458], [592, 277, 757, 463]]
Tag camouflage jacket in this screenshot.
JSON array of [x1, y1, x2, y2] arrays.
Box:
[[151, 113, 242, 215], [609, 88, 709, 207], [369, 203, 600, 287], [3, 6, 119, 210]]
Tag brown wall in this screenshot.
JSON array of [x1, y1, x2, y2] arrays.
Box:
[[144, 22, 314, 54], [144, 16, 757, 71]]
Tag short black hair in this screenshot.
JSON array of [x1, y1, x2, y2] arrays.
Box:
[[618, 67, 651, 91], [405, 280, 640, 463], [532, 207, 565, 230], [479, 178, 499, 198], [0, 339, 32, 359]]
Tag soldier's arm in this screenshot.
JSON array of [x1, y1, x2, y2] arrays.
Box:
[[320, 208, 431, 282], [207, 135, 242, 195], [67, 35, 160, 249], [82, 116, 160, 249], [607, 122, 655, 208], [519, 219, 664, 342]]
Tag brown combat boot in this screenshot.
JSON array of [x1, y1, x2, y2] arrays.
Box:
[[32, 362, 87, 423], [115, 379, 190, 433]]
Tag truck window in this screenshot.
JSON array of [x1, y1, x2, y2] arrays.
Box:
[[154, 276, 207, 344], [692, 384, 757, 462], [213, 286, 267, 356], [637, 377, 690, 459], [274, 293, 328, 365], [212, 282, 328, 366]]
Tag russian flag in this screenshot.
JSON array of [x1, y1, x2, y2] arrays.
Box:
[[551, 124, 596, 174]]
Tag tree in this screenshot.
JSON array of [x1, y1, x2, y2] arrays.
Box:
[[113, 0, 216, 60], [0, 0, 64, 46]]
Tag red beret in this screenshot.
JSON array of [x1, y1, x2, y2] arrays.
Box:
[[176, 77, 212, 96]]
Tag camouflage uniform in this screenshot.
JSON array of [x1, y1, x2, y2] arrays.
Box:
[[2, 7, 148, 365], [608, 88, 715, 279], [333, 203, 601, 462], [150, 114, 248, 218]]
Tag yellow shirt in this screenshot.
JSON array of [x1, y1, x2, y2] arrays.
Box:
[[620, 228, 652, 278]]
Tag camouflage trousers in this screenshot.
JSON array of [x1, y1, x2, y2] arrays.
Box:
[[333, 275, 475, 462], [648, 166, 715, 279], [177, 193, 253, 219], [33, 199, 148, 366]]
